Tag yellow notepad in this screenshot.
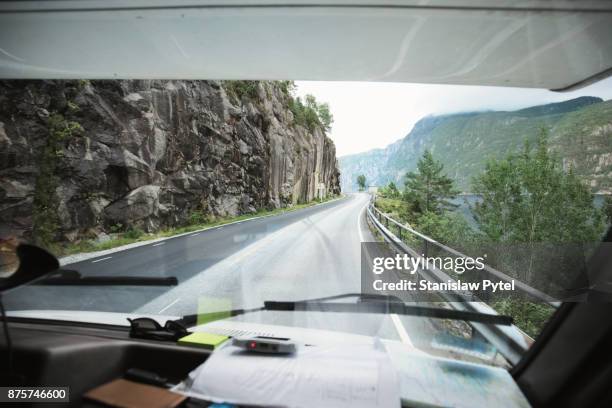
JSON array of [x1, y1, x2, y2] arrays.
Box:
[[178, 332, 228, 350]]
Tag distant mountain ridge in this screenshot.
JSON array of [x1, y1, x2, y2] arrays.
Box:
[[340, 96, 612, 193]]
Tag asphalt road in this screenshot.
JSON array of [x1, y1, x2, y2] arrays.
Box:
[[5, 193, 446, 346]]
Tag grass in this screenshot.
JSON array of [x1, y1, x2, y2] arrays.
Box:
[[56, 195, 342, 257]]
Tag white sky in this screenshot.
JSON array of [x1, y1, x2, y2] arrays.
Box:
[[295, 78, 612, 157]]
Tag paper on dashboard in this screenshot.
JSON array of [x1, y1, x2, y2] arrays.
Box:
[[176, 343, 400, 408]]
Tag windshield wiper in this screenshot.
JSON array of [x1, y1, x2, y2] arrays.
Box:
[[177, 292, 512, 326], [33, 270, 178, 286]]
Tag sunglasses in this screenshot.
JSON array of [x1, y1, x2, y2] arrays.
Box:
[[127, 317, 188, 341]]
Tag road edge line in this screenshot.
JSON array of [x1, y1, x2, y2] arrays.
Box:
[[60, 195, 349, 266]]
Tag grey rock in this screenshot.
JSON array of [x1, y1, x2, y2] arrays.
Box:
[[0, 80, 341, 242]]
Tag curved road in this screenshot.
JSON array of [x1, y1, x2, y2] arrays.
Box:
[[6, 193, 444, 346]]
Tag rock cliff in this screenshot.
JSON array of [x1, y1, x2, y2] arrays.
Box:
[[0, 80, 340, 243]]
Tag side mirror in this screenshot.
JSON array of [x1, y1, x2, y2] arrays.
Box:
[[0, 243, 59, 292]]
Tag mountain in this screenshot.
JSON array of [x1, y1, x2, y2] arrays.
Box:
[[0, 80, 340, 242], [340, 96, 612, 193]]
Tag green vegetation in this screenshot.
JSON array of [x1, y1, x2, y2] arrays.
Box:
[[605, 196, 612, 224], [67, 101, 80, 113], [222, 80, 333, 133], [289, 94, 333, 132], [342, 97, 612, 192], [57, 195, 342, 257], [378, 182, 400, 199], [403, 150, 459, 215], [278, 80, 296, 97], [32, 113, 83, 250], [374, 140, 607, 339], [491, 298, 555, 339], [472, 131, 604, 244], [415, 211, 475, 247], [470, 132, 605, 335], [188, 210, 210, 225], [357, 174, 366, 191], [378, 152, 474, 249], [123, 227, 144, 240], [223, 80, 260, 102]]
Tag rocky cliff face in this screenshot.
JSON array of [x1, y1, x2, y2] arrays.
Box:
[[0, 80, 340, 242]]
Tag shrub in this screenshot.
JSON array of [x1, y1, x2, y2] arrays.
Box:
[[189, 210, 209, 225], [224, 81, 259, 102], [123, 228, 144, 239]]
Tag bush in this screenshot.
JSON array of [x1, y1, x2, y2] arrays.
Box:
[[224, 81, 259, 102], [48, 114, 83, 140], [189, 210, 209, 225], [123, 228, 144, 239], [379, 182, 400, 199]]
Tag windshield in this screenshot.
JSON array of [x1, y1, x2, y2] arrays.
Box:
[[1, 78, 611, 368]]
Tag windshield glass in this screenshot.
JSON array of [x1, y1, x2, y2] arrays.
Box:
[[2, 78, 611, 368]]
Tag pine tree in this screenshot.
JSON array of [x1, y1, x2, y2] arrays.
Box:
[[403, 150, 459, 214]]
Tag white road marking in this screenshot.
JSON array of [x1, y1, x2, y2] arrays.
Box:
[[357, 203, 366, 243], [358, 194, 416, 348], [158, 298, 181, 314], [151, 242, 166, 247], [390, 313, 415, 348], [91, 256, 112, 263], [60, 196, 346, 266], [190, 232, 201, 237]]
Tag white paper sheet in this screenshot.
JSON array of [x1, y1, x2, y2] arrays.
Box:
[[176, 342, 400, 408]]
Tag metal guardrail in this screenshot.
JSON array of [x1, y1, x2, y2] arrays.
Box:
[[366, 200, 550, 365], [368, 203, 559, 305]]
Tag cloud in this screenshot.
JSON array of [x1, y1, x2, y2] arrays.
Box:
[[295, 77, 612, 157]]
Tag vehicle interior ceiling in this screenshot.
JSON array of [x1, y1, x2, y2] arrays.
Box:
[[1, 1, 612, 407]]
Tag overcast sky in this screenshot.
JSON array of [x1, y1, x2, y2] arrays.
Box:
[[295, 77, 612, 157]]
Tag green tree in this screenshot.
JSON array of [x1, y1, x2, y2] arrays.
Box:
[[278, 80, 296, 97], [604, 196, 612, 225], [289, 93, 333, 133], [315, 102, 333, 132], [416, 211, 475, 248], [32, 114, 83, 249], [357, 175, 367, 191], [403, 150, 459, 215], [380, 181, 400, 199], [472, 132, 604, 244], [472, 130, 605, 331]]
